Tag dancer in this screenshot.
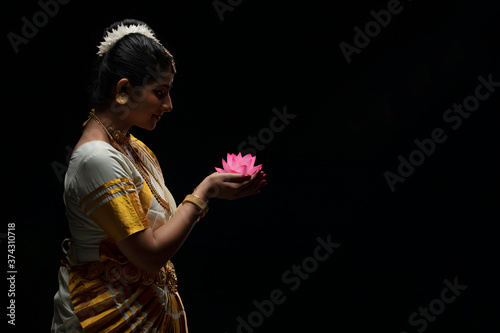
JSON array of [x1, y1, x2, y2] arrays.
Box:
[[51, 19, 266, 332]]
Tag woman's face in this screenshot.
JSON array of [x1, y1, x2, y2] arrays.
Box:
[[125, 72, 175, 131]]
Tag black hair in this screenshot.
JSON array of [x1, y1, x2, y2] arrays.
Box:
[[90, 19, 175, 108]]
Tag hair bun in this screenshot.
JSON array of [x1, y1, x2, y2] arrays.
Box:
[[97, 23, 159, 56]]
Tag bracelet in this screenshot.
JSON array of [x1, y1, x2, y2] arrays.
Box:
[[182, 194, 209, 221]]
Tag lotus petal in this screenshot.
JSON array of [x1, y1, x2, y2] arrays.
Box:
[[222, 158, 230, 173], [249, 164, 262, 175], [241, 153, 252, 166], [247, 155, 256, 169], [236, 165, 248, 175]]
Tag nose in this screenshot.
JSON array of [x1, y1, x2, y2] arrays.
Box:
[[161, 94, 173, 113]]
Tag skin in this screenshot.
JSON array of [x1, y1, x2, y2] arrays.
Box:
[[75, 71, 267, 273]]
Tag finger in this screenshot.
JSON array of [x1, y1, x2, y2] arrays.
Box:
[[250, 177, 267, 193], [249, 172, 265, 188], [253, 171, 266, 185], [247, 179, 267, 196], [236, 171, 264, 190], [220, 173, 252, 183], [240, 172, 267, 194]]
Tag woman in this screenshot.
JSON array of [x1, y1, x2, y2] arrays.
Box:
[[51, 19, 267, 332]]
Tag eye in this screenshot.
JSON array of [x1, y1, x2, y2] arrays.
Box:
[[154, 89, 166, 97]]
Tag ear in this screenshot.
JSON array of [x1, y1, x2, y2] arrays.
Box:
[[115, 78, 132, 95]]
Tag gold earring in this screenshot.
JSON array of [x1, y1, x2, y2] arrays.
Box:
[[115, 92, 129, 105]]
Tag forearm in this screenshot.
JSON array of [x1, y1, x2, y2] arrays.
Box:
[[149, 201, 203, 265], [117, 198, 205, 273], [117, 173, 264, 273]]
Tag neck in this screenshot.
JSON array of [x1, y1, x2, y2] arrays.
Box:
[[93, 106, 131, 134], [85, 108, 131, 145]]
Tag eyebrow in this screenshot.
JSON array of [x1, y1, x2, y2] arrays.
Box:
[[154, 84, 172, 89]]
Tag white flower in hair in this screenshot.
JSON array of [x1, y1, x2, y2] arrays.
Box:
[[97, 24, 160, 56]]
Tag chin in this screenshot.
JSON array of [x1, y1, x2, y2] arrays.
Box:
[[137, 121, 158, 131]]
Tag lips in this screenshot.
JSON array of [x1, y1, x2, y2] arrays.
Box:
[[152, 114, 161, 120]]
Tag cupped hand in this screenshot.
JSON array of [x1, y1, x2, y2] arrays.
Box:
[[194, 171, 267, 201]]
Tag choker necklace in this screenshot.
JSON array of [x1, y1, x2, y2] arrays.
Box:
[[84, 109, 130, 144], [109, 128, 130, 145], [85, 109, 171, 214]]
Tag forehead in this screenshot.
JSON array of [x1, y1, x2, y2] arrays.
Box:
[[156, 72, 174, 84], [148, 71, 174, 87]]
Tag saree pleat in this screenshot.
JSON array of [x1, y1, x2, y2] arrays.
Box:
[[68, 265, 187, 332]]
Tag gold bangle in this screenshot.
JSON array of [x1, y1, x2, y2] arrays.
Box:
[[182, 194, 209, 221]]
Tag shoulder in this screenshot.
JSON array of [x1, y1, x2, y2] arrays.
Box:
[[71, 141, 127, 168], [65, 141, 140, 197]]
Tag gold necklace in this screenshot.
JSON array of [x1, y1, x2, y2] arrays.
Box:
[[88, 110, 171, 214]]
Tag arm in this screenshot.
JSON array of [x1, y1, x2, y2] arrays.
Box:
[[117, 171, 267, 273]]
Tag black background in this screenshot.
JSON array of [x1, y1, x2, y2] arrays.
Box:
[[3, 0, 500, 332]]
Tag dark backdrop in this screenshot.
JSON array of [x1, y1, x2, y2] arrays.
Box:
[[3, 0, 500, 332]]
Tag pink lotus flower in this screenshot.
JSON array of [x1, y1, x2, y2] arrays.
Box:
[[215, 153, 262, 176]]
